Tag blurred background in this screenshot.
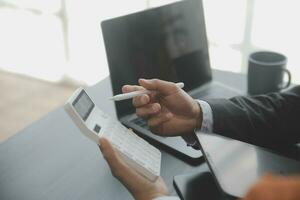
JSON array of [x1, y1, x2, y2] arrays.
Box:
[[1, 0, 300, 141]]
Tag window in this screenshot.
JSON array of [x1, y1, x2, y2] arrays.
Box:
[[0, 0, 65, 81], [0, 0, 299, 85]]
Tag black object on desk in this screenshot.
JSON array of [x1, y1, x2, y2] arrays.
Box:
[[173, 171, 226, 200], [197, 132, 300, 198]]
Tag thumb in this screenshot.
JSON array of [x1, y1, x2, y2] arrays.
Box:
[[99, 137, 145, 184], [138, 79, 179, 96], [99, 137, 126, 175]]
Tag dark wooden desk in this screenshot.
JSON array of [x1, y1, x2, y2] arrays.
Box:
[[0, 70, 246, 200]]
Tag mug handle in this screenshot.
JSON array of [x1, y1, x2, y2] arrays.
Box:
[[279, 68, 291, 89]]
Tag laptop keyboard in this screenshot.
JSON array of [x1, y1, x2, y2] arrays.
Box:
[[131, 117, 149, 130], [129, 116, 202, 160]]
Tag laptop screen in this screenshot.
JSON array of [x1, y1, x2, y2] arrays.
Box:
[[101, 0, 212, 117]]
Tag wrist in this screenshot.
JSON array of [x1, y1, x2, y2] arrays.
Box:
[[192, 100, 203, 130]]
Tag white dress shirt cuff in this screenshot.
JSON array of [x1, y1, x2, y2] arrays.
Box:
[[181, 100, 214, 148], [197, 100, 213, 133], [153, 196, 180, 200]]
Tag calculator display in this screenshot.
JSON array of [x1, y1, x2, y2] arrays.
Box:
[[72, 90, 95, 121]]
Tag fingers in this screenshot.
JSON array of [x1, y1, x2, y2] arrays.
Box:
[[139, 79, 180, 96], [243, 175, 281, 200], [99, 137, 125, 171], [99, 137, 150, 188], [99, 137, 127, 178], [122, 85, 152, 107], [133, 94, 150, 107], [122, 78, 178, 108], [148, 112, 173, 131], [122, 85, 144, 93], [136, 103, 161, 117]]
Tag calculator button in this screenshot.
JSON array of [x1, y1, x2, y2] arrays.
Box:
[[146, 167, 156, 175], [122, 149, 133, 159], [135, 158, 146, 167], [93, 124, 101, 133], [102, 118, 161, 179], [113, 143, 121, 150]]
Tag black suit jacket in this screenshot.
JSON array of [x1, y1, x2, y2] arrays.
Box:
[[206, 86, 300, 148]]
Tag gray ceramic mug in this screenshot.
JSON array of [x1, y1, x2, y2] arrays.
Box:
[[247, 51, 291, 95]]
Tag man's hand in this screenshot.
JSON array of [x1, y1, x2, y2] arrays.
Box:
[[122, 79, 202, 136], [243, 174, 300, 200], [99, 137, 168, 200]]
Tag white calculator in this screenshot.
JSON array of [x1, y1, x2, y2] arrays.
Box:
[[64, 87, 161, 181]]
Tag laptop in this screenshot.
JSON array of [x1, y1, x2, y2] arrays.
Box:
[[101, 0, 240, 161], [197, 132, 300, 198]]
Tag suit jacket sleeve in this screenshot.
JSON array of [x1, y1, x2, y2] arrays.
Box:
[[205, 86, 300, 147]]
